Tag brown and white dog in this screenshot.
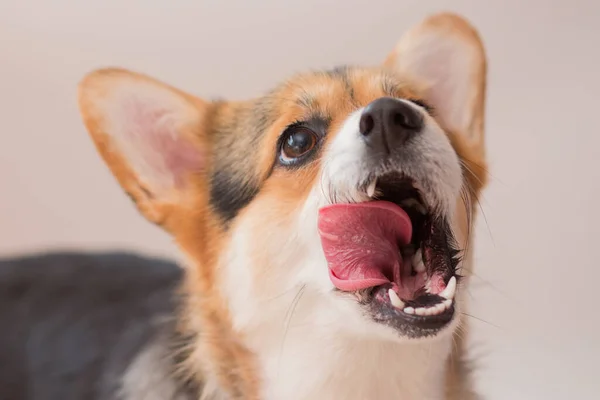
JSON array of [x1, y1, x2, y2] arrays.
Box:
[[74, 12, 487, 400]]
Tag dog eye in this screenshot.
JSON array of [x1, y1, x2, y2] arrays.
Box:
[[279, 127, 318, 164]]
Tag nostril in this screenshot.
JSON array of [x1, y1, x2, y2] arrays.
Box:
[[392, 109, 421, 131], [360, 97, 424, 150], [359, 113, 375, 136], [393, 112, 407, 127]]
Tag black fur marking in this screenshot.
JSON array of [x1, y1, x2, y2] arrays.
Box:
[[209, 170, 260, 222], [208, 100, 275, 222]]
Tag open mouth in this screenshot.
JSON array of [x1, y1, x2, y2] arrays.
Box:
[[318, 172, 460, 337]]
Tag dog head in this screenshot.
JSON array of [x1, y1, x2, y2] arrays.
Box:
[[78, 12, 487, 395]]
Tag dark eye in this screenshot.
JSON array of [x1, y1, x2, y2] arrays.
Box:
[[279, 126, 318, 164]]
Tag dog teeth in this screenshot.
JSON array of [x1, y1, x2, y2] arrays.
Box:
[[440, 276, 457, 300], [388, 277, 456, 317], [413, 249, 425, 273], [388, 289, 405, 309], [424, 279, 432, 294], [411, 299, 454, 317], [367, 179, 377, 198]]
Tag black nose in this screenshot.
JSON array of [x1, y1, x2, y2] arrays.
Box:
[[359, 97, 423, 152]]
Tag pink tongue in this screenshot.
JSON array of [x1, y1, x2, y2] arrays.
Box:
[[318, 201, 413, 291]]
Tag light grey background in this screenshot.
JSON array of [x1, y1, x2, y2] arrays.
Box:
[[2, 0, 599, 398]]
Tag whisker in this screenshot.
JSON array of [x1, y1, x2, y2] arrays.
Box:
[[460, 174, 494, 246], [277, 285, 307, 377], [261, 285, 303, 303], [459, 312, 502, 330], [319, 159, 336, 204], [460, 160, 486, 188], [466, 272, 513, 301], [459, 186, 474, 257], [462, 161, 494, 220], [474, 194, 494, 245], [460, 155, 504, 186]]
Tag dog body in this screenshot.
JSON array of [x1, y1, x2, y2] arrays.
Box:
[[0, 251, 470, 400], [0, 252, 194, 400], [2, 12, 489, 400]]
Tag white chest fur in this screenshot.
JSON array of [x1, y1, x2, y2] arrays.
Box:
[[240, 289, 453, 400]]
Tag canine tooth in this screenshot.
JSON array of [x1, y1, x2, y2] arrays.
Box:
[[367, 179, 377, 198], [388, 289, 405, 309], [415, 307, 427, 316], [413, 249, 425, 273], [440, 277, 457, 300], [404, 307, 415, 314], [435, 303, 446, 314]]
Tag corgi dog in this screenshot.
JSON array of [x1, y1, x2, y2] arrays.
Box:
[[74, 12, 487, 400]]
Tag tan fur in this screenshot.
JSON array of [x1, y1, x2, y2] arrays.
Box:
[[78, 12, 488, 399], [79, 72, 263, 399]]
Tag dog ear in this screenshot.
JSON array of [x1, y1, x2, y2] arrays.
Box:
[[78, 68, 209, 229], [385, 13, 487, 151]]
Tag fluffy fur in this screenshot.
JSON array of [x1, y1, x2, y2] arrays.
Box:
[[75, 12, 488, 400], [0, 252, 195, 400]]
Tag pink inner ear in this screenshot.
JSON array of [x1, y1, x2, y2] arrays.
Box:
[[146, 110, 204, 188], [115, 97, 204, 194], [397, 35, 476, 135]]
